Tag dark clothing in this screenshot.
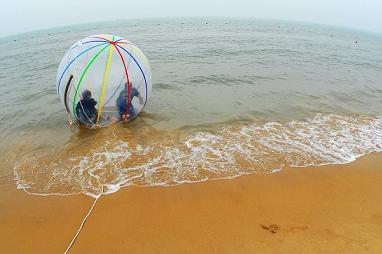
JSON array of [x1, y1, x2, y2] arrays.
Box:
[[116, 87, 139, 119], [75, 98, 98, 125]]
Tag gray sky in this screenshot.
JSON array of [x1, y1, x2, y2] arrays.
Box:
[[1, 0, 382, 37]]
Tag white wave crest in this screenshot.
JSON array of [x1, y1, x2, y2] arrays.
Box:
[[14, 113, 382, 197]]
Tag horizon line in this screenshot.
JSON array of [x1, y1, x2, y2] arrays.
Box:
[[1, 16, 381, 39]]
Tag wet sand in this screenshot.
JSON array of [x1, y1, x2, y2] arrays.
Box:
[[1, 153, 382, 253]]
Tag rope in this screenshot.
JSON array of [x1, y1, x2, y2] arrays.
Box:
[[64, 187, 104, 254]]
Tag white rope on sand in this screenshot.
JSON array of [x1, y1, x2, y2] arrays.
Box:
[[64, 187, 104, 254]]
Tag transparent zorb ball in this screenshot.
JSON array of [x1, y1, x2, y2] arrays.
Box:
[[56, 34, 152, 128]]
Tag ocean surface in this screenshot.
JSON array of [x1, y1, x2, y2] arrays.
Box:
[[0, 18, 381, 197]]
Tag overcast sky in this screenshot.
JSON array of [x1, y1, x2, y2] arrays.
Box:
[[1, 0, 382, 37]]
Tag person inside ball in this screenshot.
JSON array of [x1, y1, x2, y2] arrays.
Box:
[[76, 89, 98, 125], [116, 83, 144, 121]]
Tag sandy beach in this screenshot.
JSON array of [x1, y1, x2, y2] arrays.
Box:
[[1, 152, 382, 253]]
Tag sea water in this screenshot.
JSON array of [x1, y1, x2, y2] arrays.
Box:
[[0, 18, 381, 197]]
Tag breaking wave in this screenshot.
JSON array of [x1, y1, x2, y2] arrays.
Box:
[[14, 113, 382, 198]]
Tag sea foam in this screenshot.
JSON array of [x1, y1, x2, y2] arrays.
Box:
[[14, 113, 382, 198]]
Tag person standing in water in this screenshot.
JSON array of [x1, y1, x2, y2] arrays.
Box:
[[116, 83, 143, 121], [75, 89, 98, 125]]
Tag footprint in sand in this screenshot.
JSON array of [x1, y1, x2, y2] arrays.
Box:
[[260, 224, 280, 234]]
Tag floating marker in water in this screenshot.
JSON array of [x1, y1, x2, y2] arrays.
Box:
[[56, 34, 152, 128]]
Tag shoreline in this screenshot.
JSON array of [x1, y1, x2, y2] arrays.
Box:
[[1, 152, 382, 253]]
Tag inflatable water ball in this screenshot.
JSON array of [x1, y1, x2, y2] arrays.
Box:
[[56, 34, 152, 128]]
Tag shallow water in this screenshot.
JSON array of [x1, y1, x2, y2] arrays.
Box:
[[1, 18, 382, 197]]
